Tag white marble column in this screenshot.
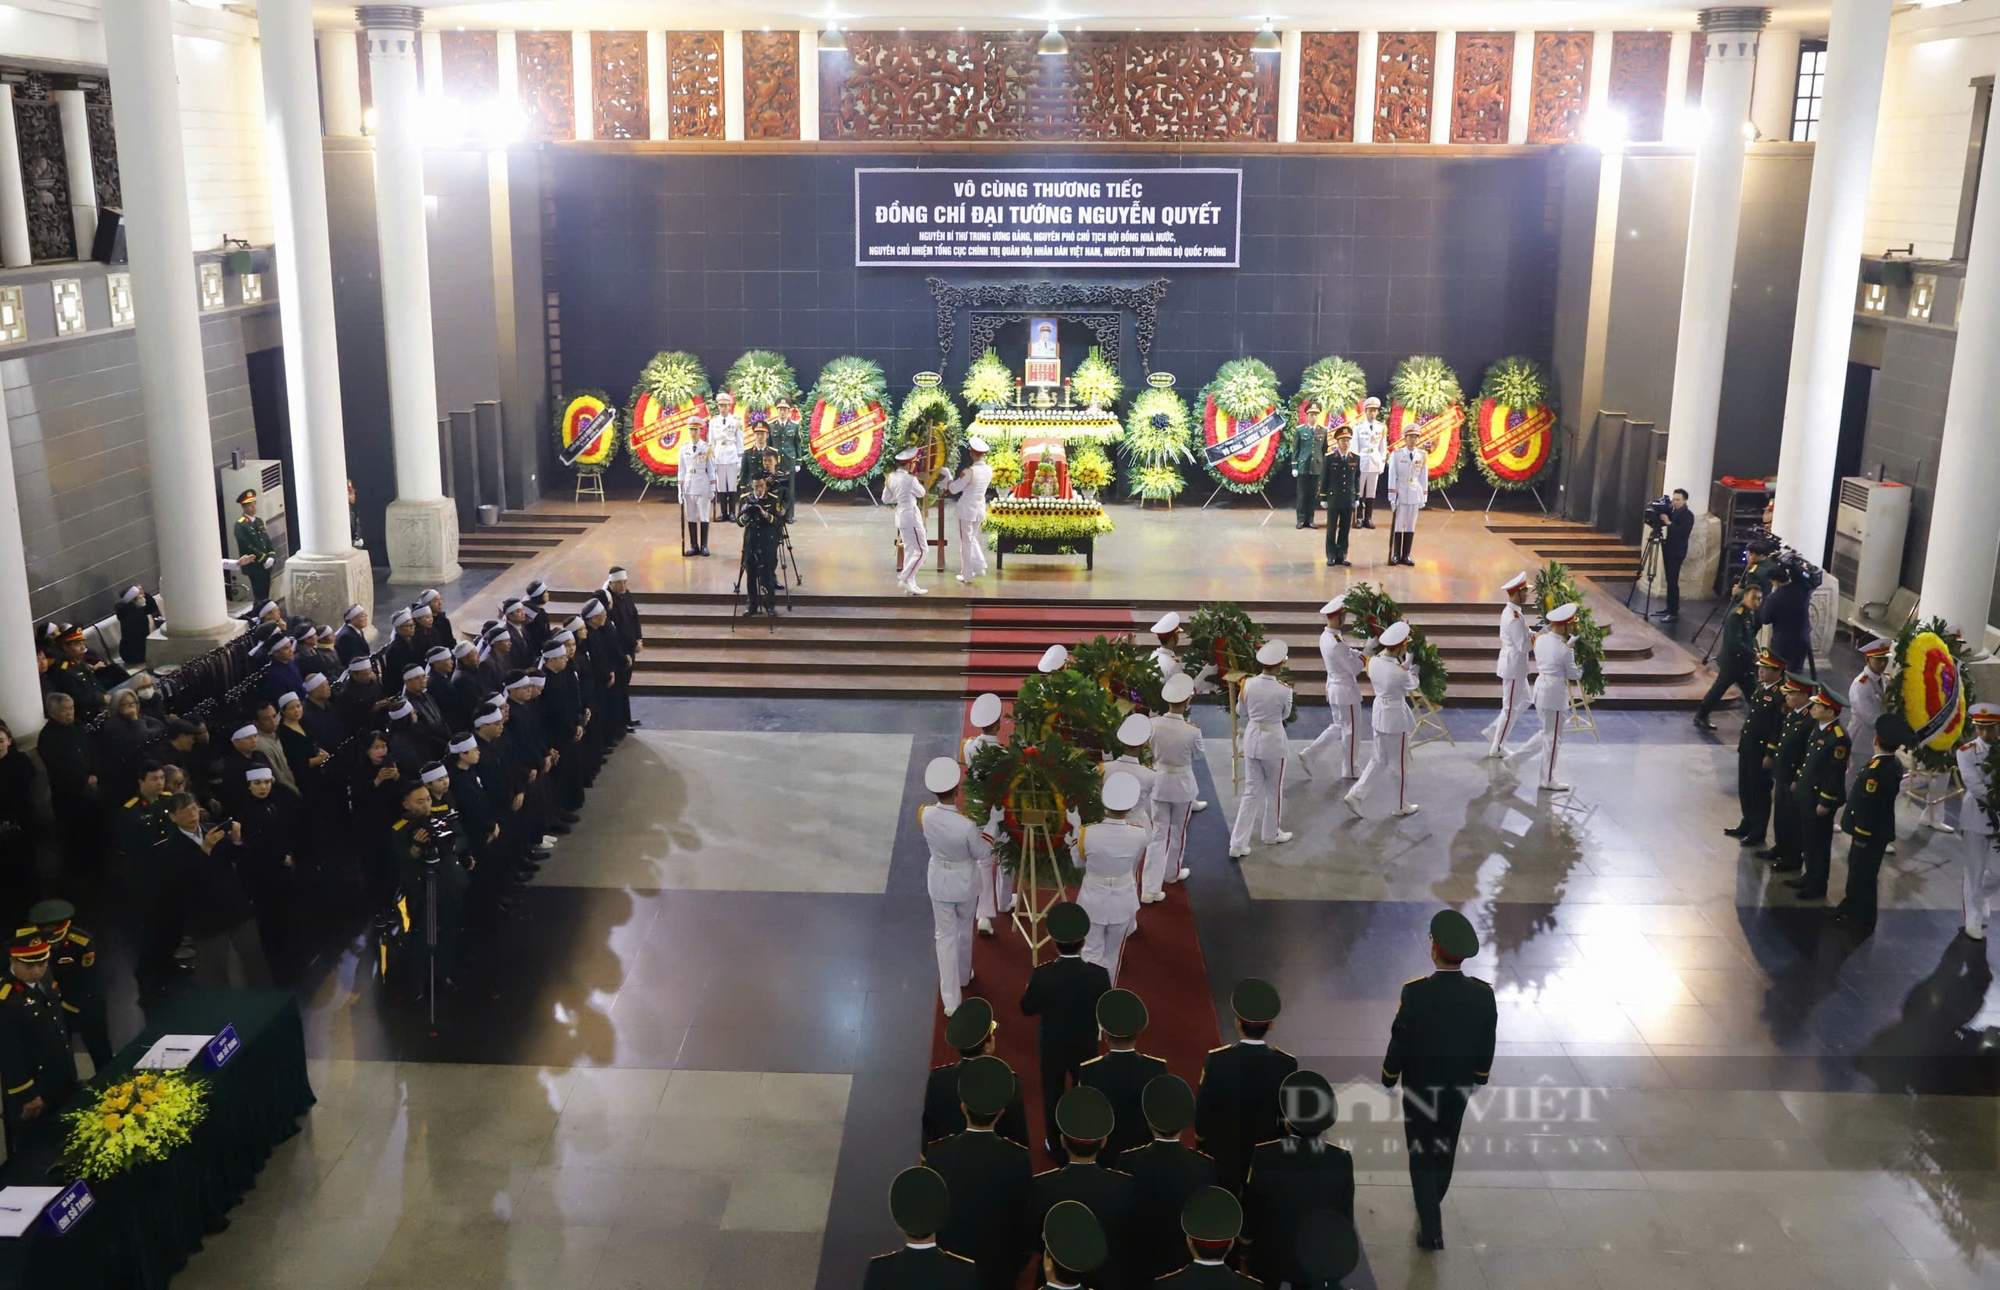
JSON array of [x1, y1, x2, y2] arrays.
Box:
[[319, 28, 364, 136], [101, 0, 237, 646], [1355, 31, 1379, 143], [1660, 7, 1769, 510], [54, 89, 97, 256], [260, 0, 372, 626], [1277, 29, 1302, 143], [1771, 0, 1894, 559], [723, 30, 746, 141], [0, 397, 43, 738], [647, 31, 670, 139], [1507, 31, 1534, 145], [798, 28, 819, 142], [0, 86, 34, 268], [571, 30, 594, 141], [359, 4, 460, 584], [1918, 64, 2000, 633], [1430, 31, 1455, 144], [1750, 27, 1802, 141]]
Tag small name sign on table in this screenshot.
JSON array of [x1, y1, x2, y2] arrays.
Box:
[[41, 1181, 93, 1237], [203, 1023, 241, 1070]]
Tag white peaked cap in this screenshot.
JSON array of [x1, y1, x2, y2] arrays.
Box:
[[232, 724, 258, 742], [895, 445, 921, 462], [1102, 771, 1141, 812], [1969, 702, 2000, 721], [1038, 644, 1068, 673], [1379, 621, 1411, 647], [924, 756, 963, 793], [1256, 640, 1288, 667], [1117, 713, 1153, 746], [1161, 674, 1195, 704], [1364, 396, 1381, 407], [1548, 602, 1579, 623], [1502, 572, 1529, 593], [1319, 596, 1347, 615], [969, 693, 1003, 728], [1151, 612, 1181, 635], [967, 436, 990, 453]]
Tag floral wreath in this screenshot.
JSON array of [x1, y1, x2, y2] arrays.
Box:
[[1388, 356, 1467, 490], [1123, 384, 1194, 502], [1530, 561, 1607, 697], [805, 356, 891, 490], [1292, 356, 1369, 434], [1070, 633, 1167, 717], [627, 352, 711, 481], [963, 736, 1105, 883], [1338, 582, 1450, 706], [1199, 359, 1290, 494], [1885, 617, 1974, 771], [1473, 356, 1558, 490], [555, 389, 619, 473]]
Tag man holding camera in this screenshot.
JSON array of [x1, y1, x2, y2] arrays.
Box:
[[738, 472, 787, 617], [1650, 490, 1694, 623]]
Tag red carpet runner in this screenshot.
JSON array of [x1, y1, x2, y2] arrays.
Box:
[[929, 608, 1224, 1173]]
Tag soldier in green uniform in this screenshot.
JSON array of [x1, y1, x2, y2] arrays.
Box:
[[386, 781, 470, 993], [1786, 684, 1852, 901], [1735, 537, 1777, 602], [1039, 1200, 1107, 1290], [924, 996, 1031, 1149], [29, 899, 110, 1069], [863, 1165, 978, 1290], [925, 1056, 1033, 1290], [1076, 989, 1166, 1170], [1322, 426, 1359, 568], [1757, 675, 1818, 870], [1381, 910, 1496, 1252], [768, 402, 804, 522], [1694, 583, 1765, 730], [1291, 415, 1326, 530], [1119, 1075, 1216, 1281], [234, 488, 279, 603], [48, 626, 110, 719], [1836, 728, 1904, 933], [1195, 978, 1297, 1194], [1159, 1188, 1260, 1288], [1725, 651, 1790, 848], [1031, 1087, 1139, 1290], [1240, 1070, 1354, 1285], [1, 927, 78, 1157]]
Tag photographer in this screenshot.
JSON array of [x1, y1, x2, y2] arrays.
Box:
[[738, 470, 786, 617], [1761, 563, 1817, 679], [385, 780, 470, 993], [164, 792, 271, 989], [1647, 490, 1694, 623]]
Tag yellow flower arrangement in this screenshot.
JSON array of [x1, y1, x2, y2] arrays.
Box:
[[63, 1069, 210, 1180]]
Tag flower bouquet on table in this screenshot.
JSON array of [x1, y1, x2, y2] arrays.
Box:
[[1199, 359, 1289, 494], [1473, 356, 1558, 491], [1884, 616, 1976, 774], [62, 1070, 209, 1180], [1123, 385, 1194, 502], [1070, 448, 1114, 498], [1340, 582, 1450, 706], [1387, 355, 1468, 489], [1014, 665, 1126, 758], [981, 499, 1114, 543], [1531, 561, 1607, 697], [627, 351, 711, 482], [1070, 347, 1122, 411], [987, 448, 1024, 491], [1070, 633, 1167, 717], [964, 736, 1105, 886], [805, 356, 891, 491]]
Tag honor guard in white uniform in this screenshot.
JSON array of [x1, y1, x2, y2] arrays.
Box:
[[1847, 639, 1893, 789], [1956, 705, 2000, 940], [1506, 602, 1584, 792], [920, 757, 986, 1016], [1303, 596, 1364, 781], [1385, 437, 1428, 566], [1346, 621, 1421, 818], [885, 446, 930, 594], [678, 428, 715, 557], [1075, 772, 1148, 981], [707, 393, 744, 521], [1485, 573, 1535, 758], [1146, 673, 1205, 896], [1353, 397, 1388, 529], [1228, 641, 1295, 859], [1038, 644, 1068, 674], [1150, 612, 1186, 687], [963, 692, 1012, 934], [1106, 713, 1161, 903], [946, 436, 994, 584]]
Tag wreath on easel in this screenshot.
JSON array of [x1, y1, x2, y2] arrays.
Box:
[[1884, 617, 1975, 773], [1013, 666, 1125, 758], [806, 356, 891, 490], [1387, 356, 1468, 489], [1292, 356, 1369, 438], [1181, 603, 1299, 724], [627, 352, 711, 482], [1473, 357, 1558, 490], [1339, 582, 1450, 706], [555, 389, 619, 473], [963, 737, 1104, 884], [1199, 359, 1289, 494], [1070, 634, 1167, 717]]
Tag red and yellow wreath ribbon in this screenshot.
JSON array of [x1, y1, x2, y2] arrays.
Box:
[[1387, 402, 1465, 478], [629, 393, 708, 478], [560, 394, 617, 469], [1900, 631, 1967, 752], [1475, 400, 1555, 484], [1203, 396, 1282, 486], [809, 400, 888, 481]]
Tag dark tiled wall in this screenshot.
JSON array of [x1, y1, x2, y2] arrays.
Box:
[[1859, 324, 1959, 604], [4, 314, 263, 628], [545, 150, 1560, 415]]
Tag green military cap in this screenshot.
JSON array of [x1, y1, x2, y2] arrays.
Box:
[[1055, 1085, 1116, 1141], [1279, 1070, 1337, 1135], [1142, 1075, 1196, 1134], [27, 899, 76, 927], [1783, 672, 1815, 693], [235, 488, 257, 505], [1095, 989, 1148, 1039], [1047, 901, 1090, 944], [1181, 1186, 1243, 1242], [957, 1055, 1016, 1119], [944, 996, 994, 1051], [1295, 1220, 1361, 1281], [1430, 909, 1479, 960], [1231, 978, 1282, 1024], [887, 1166, 950, 1236], [1043, 1200, 1107, 1273]]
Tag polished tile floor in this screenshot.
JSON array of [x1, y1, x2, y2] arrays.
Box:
[[157, 694, 2000, 1290]]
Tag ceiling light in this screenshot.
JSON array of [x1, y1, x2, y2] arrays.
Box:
[[1252, 19, 1281, 54], [1038, 22, 1068, 56], [819, 23, 847, 51]]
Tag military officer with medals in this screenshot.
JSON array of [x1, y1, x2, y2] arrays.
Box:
[[1724, 651, 1790, 849], [864, 1165, 978, 1290], [1757, 674, 1819, 870], [1291, 411, 1326, 530], [1032, 1087, 1139, 1290], [1784, 683, 1851, 901], [767, 400, 804, 522], [1228, 641, 1294, 859], [1120, 1075, 1217, 1281], [1241, 1070, 1355, 1287], [679, 424, 715, 557], [1077, 989, 1167, 1169], [233, 488, 279, 603], [1352, 396, 1387, 529], [29, 899, 110, 1068], [1846, 639, 1894, 787], [48, 626, 110, 719], [1, 927, 78, 1156], [1020, 901, 1112, 1158], [1322, 425, 1359, 566], [1195, 978, 1298, 1194], [1382, 910, 1497, 1251], [924, 997, 1030, 1148], [1160, 1188, 1261, 1289], [1384, 431, 1428, 566], [922, 758, 985, 1017], [924, 1055, 1034, 1290], [1836, 727, 1904, 934]]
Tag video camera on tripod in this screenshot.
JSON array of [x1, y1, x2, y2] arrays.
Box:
[[1747, 527, 1824, 591], [1641, 494, 1675, 542]]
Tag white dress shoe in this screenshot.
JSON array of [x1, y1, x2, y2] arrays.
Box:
[[908, 583, 928, 595], [1539, 783, 1572, 793], [977, 917, 994, 936], [1174, 867, 1191, 881], [1227, 845, 1248, 858], [1393, 804, 1421, 817], [943, 1003, 958, 1017], [1269, 831, 1294, 845], [1192, 800, 1208, 811], [1967, 924, 1987, 941]]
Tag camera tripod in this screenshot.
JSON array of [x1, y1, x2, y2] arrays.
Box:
[[1624, 532, 1664, 619], [732, 525, 800, 630]]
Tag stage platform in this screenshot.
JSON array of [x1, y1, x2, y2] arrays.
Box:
[[449, 497, 1714, 708]]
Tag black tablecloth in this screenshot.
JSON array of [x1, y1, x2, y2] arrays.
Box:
[[0, 989, 316, 1290]]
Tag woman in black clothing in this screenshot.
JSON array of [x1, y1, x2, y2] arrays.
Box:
[[98, 686, 166, 790], [236, 767, 309, 981], [349, 733, 404, 908]]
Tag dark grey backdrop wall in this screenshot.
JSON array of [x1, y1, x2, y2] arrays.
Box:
[[543, 149, 1562, 456]]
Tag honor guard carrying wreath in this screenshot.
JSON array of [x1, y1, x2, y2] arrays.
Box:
[[947, 437, 994, 585], [1484, 574, 1534, 758], [921, 757, 988, 1017], [1107, 714, 1162, 904], [887, 446, 930, 595], [1352, 397, 1387, 529], [1074, 772, 1147, 982], [1228, 641, 1294, 859], [1145, 673, 1205, 898], [1303, 596, 1364, 782], [1846, 639, 1894, 788], [1504, 602, 1584, 793], [1346, 621, 1421, 818], [965, 692, 1013, 936]]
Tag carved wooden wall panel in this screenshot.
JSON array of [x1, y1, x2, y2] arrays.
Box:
[[1450, 31, 1514, 143], [667, 31, 724, 139], [1609, 31, 1671, 142], [1069, 33, 1276, 141], [1297, 32, 1358, 142], [1372, 32, 1435, 143], [441, 30, 499, 102], [1527, 31, 1592, 144], [84, 81, 119, 211], [516, 31, 576, 141], [743, 30, 800, 139], [1686, 32, 1706, 106], [821, 32, 1043, 139], [9, 73, 75, 262], [591, 31, 649, 139]]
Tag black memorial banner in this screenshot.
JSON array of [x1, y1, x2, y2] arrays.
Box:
[[1201, 408, 1285, 465], [855, 167, 1241, 268]]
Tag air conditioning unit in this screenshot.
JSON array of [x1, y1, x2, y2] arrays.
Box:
[[219, 458, 290, 561], [1829, 476, 1912, 613]]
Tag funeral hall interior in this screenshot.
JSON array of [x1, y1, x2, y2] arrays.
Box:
[[10, 0, 2000, 1287]]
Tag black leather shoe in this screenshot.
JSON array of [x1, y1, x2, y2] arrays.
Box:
[[1723, 826, 1749, 838], [1694, 716, 1716, 731], [1417, 1233, 1443, 1251], [1739, 835, 1764, 847], [1769, 859, 1804, 873], [1754, 848, 1781, 861], [1790, 886, 1827, 900]]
